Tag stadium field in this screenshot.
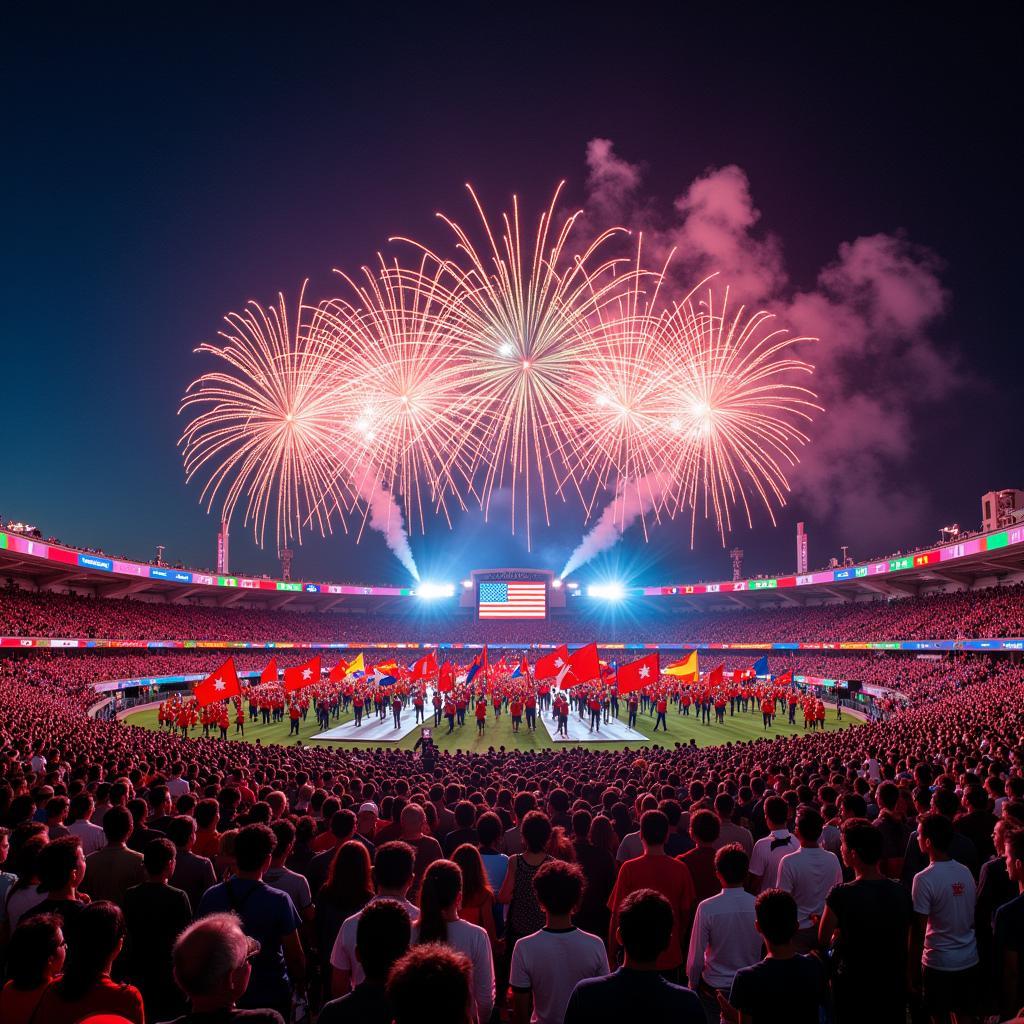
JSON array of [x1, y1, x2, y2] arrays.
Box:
[[123, 702, 859, 753]]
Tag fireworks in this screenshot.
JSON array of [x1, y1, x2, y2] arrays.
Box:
[[178, 285, 350, 552], [178, 188, 821, 567]]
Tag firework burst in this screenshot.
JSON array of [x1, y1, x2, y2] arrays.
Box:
[[396, 183, 634, 549], [178, 285, 350, 551]]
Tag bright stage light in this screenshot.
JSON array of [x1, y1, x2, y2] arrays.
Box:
[[587, 581, 625, 601], [461, 579, 473, 588], [551, 578, 562, 589], [416, 581, 455, 599]]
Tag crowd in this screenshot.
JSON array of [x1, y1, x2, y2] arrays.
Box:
[[0, 631, 1020, 1023], [2, 581, 1024, 643]]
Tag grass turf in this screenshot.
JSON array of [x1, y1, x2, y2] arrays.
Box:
[[123, 702, 858, 753]]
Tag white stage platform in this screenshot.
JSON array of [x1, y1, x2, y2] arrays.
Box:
[[312, 713, 425, 743], [540, 709, 647, 743]]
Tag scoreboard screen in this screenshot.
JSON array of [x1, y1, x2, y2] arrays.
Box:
[[477, 580, 547, 619]]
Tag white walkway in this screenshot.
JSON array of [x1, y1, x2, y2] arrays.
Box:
[[540, 709, 647, 743], [312, 712, 425, 743]]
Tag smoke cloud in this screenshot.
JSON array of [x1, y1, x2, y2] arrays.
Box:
[[560, 474, 671, 578], [351, 464, 419, 580], [578, 140, 953, 555]]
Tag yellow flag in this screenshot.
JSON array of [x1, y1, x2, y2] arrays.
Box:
[[345, 653, 365, 678], [664, 651, 698, 680]]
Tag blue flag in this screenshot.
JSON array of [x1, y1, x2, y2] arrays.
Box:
[[752, 656, 770, 677]]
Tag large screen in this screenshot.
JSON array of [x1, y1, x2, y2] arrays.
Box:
[[477, 580, 547, 619]]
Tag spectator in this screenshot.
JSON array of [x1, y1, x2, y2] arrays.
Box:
[[264, 820, 314, 926], [319, 899, 411, 1024], [399, 803, 443, 894], [569, 810, 616, 939], [775, 808, 843, 952], [85, 805, 146, 906], [197, 823, 305, 1018], [508, 859, 607, 1024], [387, 942, 475, 1024], [167, 814, 217, 912], [714, 794, 754, 856], [0, 912, 66, 1024], [910, 812, 981, 1024], [23, 835, 88, 927], [123, 836, 192, 1021], [32, 901, 144, 1024], [413, 858, 494, 1023], [451, 843, 497, 945], [818, 818, 913, 1024], [607, 809, 696, 979], [67, 794, 106, 856], [498, 811, 555, 952], [723, 889, 825, 1024], [679, 809, 723, 904], [169, 911, 284, 1024], [565, 889, 704, 1024], [331, 840, 419, 996], [747, 797, 794, 894], [686, 844, 761, 1017], [992, 826, 1024, 1020]]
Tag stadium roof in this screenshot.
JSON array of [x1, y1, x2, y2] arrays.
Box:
[[2, 523, 1023, 610]]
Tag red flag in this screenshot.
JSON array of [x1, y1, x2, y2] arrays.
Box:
[[617, 653, 660, 694], [535, 644, 569, 680], [437, 661, 455, 692], [328, 659, 348, 684], [707, 663, 725, 688], [260, 658, 278, 685], [558, 643, 600, 688], [411, 652, 438, 680], [284, 656, 322, 693], [732, 669, 743, 685], [775, 669, 793, 687], [194, 657, 242, 706]]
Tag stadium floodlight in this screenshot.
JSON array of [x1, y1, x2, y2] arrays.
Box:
[[565, 580, 579, 589], [461, 579, 473, 588], [587, 582, 625, 601], [551, 578, 562, 588], [416, 582, 455, 599]]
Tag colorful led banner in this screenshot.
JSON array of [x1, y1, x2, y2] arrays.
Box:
[[2, 524, 1022, 602], [3, 636, 1023, 652]]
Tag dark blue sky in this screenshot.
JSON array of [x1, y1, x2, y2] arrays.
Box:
[[3, 6, 1020, 587]]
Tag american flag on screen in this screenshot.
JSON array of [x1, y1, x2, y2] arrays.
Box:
[[478, 581, 547, 619]]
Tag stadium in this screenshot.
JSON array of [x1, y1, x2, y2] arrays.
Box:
[[3, 9, 1022, 1024]]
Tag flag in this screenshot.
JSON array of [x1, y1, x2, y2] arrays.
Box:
[[511, 656, 528, 679], [775, 669, 793, 687], [752, 655, 770, 677], [732, 669, 744, 685], [707, 663, 725, 688], [438, 661, 455, 692], [664, 651, 699, 681], [411, 652, 438, 680], [346, 653, 365, 678], [535, 645, 569, 680], [465, 647, 489, 686], [328, 659, 349, 684], [477, 581, 547, 618], [558, 643, 600, 688], [369, 663, 398, 687], [617, 652, 660, 694], [260, 658, 278, 685], [195, 657, 242, 706], [284, 656, 322, 693]]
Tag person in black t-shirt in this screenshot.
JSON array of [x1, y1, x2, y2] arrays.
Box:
[[564, 888, 704, 1024], [721, 889, 824, 1024], [319, 899, 410, 1024], [166, 912, 284, 1024], [819, 819, 912, 1024]]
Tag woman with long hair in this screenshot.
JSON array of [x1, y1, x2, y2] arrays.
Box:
[[0, 912, 66, 1024], [315, 839, 373, 1003], [414, 860, 494, 1023], [451, 843, 497, 946], [32, 901, 144, 1024]]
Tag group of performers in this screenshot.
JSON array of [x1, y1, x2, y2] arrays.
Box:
[[154, 663, 833, 741]]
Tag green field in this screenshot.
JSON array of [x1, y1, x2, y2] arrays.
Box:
[[123, 702, 858, 753]]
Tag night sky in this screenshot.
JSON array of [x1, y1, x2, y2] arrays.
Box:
[[3, 7, 1020, 588]]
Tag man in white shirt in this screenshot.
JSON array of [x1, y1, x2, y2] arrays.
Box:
[[167, 761, 190, 799], [331, 841, 419, 997], [910, 812, 980, 1023], [713, 794, 754, 855], [776, 808, 843, 952], [67, 793, 106, 856], [748, 796, 795, 893], [687, 844, 762, 1018], [510, 860, 608, 1024], [265, 820, 313, 924]]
